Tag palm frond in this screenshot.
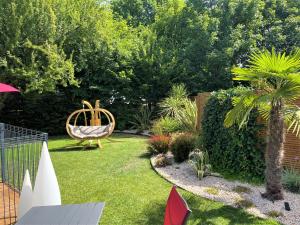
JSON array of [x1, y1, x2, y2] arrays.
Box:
[[232, 49, 300, 88], [284, 104, 300, 137], [224, 90, 256, 128], [249, 49, 300, 74], [225, 90, 273, 128]]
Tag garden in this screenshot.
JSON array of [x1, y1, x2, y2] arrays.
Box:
[[0, 0, 300, 225]]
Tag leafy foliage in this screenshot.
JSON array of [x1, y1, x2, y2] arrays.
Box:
[[159, 84, 188, 117], [224, 49, 300, 135], [170, 133, 196, 163], [189, 149, 211, 179], [147, 135, 170, 155], [156, 84, 197, 134], [202, 87, 266, 179], [1, 0, 300, 134], [282, 169, 300, 193], [130, 105, 153, 131], [151, 116, 182, 135]]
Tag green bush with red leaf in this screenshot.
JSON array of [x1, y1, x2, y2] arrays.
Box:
[[147, 135, 170, 155]]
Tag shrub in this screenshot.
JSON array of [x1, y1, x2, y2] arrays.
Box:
[[232, 185, 252, 194], [202, 87, 265, 180], [266, 210, 283, 218], [130, 105, 153, 131], [235, 198, 254, 208], [156, 84, 197, 134], [282, 169, 300, 193], [159, 84, 188, 117], [174, 100, 197, 133], [170, 133, 196, 163], [151, 116, 182, 135], [154, 154, 172, 167], [147, 135, 170, 155], [189, 149, 211, 179]]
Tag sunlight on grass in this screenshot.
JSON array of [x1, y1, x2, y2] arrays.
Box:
[[49, 135, 278, 225]]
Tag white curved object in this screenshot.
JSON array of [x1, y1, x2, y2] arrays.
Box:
[[32, 142, 61, 206], [18, 170, 33, 219], [68, 124, 112, 139]]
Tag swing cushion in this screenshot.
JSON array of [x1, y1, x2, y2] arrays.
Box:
[[68, 124, 112, 139]]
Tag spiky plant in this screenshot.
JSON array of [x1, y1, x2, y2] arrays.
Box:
[[224, 49, 300, 201], [159, 84, 188, 117]]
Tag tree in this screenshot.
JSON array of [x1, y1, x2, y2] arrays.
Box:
[[224, 49, 300, 200], [111, 0, 157, 27], [0, 0, 77, 93]]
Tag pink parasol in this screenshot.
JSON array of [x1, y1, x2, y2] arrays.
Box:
[[0, 83, 20, 93]]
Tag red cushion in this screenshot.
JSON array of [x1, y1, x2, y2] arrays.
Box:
[[164, 186, 191, 225]]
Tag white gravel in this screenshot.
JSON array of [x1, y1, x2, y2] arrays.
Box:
[[151, 157, 300, 225]]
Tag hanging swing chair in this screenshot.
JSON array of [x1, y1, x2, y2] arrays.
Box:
[[66, 100, 115, 148]]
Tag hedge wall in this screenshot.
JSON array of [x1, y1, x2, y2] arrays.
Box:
[[201, 87, 266, 179], [0, 91, 139, 135]]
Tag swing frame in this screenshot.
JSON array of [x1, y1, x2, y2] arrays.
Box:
[[66, 100, 115, 148]]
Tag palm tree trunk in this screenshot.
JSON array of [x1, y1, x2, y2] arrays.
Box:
[[262, 100, 285, 201]]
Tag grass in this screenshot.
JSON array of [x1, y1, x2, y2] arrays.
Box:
[[49, 134, 278, 225]]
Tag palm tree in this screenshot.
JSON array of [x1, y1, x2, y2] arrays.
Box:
[[224, 49, 300, 201]]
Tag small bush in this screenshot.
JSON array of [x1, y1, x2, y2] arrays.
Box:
[[282, 169, 300, 193], [266, 210, 283, 218], [232, 185, 252, 194], [152, 116, 182, 135], [235, 198, 254, 208], [170, 133, 196, 163], [204, 187, 219, 195], [154, 154, 172, 167], [130, 105, 153, 131], [147, 135, 170, 155], [155, 84, 198, 134], [189, 149, 211, 179]]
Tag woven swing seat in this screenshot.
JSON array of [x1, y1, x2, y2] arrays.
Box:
[[68, 124, 112, 139], [66, 100, 115, 148]]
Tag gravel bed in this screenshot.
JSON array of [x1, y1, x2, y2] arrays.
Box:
[[151, 157, 300, 225]]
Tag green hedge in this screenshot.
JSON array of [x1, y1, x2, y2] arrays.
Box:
[[201, 87, 265, 180]]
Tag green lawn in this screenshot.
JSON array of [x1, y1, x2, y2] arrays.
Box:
[[48, 134, 278, 225]]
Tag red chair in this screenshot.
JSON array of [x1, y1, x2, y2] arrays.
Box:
[[164, 186, 191, 225]]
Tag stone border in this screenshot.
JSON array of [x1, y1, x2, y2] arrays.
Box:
[[114, 129, 151, 137], [150, 156, 300, 225]]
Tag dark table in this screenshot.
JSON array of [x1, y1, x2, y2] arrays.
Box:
[[16, 202, 105, 225]]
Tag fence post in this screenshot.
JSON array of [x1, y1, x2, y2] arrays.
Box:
[[0, 123, 6, 182], [195, 92, 211, 131]]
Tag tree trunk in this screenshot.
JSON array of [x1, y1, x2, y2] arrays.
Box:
[[262, 100, 285, 201]]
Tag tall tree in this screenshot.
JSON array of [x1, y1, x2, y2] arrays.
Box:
[[224, 49, 300, 200], [111, 0, 157, 27], [0, 0, 77, 93]]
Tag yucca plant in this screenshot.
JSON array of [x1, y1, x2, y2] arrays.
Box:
[[159, 84, 188, 117], [224, 49, 300, 200], [159, 84, 197, 133], [130, 104, 153, 131], [189, 149, 211, 179], [175, 100, 197, 133]]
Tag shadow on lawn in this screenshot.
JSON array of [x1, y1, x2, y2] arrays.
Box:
[[138, 152, 152, 159], [183, 194, 271, 225], [135, 202, 165, 225], [50, 145, 98, 152], [136, 196, 272, 225]]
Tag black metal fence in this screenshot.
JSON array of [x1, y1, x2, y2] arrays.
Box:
[[0, 123, 48, 225]]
